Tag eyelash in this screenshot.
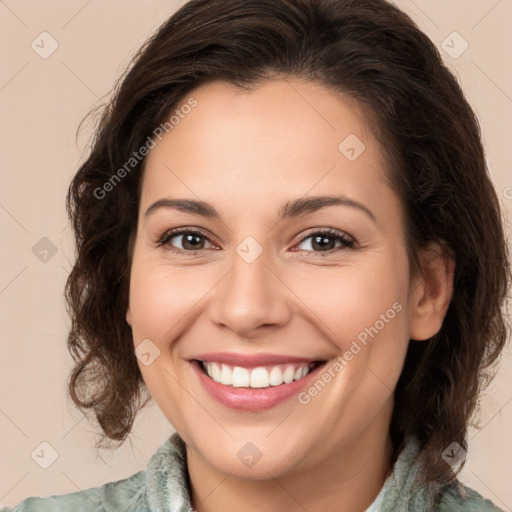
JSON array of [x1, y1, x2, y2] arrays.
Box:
[[156, 226, 355, 257]]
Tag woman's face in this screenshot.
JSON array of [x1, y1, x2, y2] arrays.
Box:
[[126, 79, 430, 478]]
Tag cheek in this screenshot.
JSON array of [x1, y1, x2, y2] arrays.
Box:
[[291, 254, 411, 406], [291, 257, 410, 349], [339, 264, 410, 392], [128, 261, 208, 341], [127, 261, 206, 424]]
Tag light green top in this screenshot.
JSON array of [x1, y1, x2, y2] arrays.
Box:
[[1, 433, 505, 511]]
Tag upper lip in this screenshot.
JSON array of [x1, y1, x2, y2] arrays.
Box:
[[190, 352, 324, 367]]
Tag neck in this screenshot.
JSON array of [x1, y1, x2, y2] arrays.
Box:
[[186, 402, 394, 512]]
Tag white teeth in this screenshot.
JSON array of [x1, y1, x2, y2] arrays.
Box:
[[202, 361, 314, 388], [269, 366, 284, 386], [232, 366, 250, 387], [250, 367, 269, 388], [211, 363, 221, 382], [282, 365, 295, 383], [220, 364, 233, 385]]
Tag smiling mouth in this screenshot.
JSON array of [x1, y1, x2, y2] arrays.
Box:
[[196, 360, 326, 389]]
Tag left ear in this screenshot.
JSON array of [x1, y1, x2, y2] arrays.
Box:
[[409, 242, 455, 341]]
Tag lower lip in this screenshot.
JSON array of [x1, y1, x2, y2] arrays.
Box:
[[190, 360, 326, 411]]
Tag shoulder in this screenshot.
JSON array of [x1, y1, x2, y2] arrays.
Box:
[[436, 482, 505, 512], [2, 433, 188, 512], [3, 469, 147, 512], [372, 434, 505, 512]]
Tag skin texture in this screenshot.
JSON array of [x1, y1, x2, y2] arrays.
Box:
[[126, 79, 454, 512]]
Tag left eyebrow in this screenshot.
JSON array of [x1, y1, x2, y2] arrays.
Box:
[[144, 195, 376, 224], [278, 195, 376, 223]]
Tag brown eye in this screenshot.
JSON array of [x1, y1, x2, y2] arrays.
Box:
[[158, 229, 214, 254], [295, 229, 354, 254]]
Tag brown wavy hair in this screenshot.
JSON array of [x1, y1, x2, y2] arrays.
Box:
[[65, 0, 510, 490]]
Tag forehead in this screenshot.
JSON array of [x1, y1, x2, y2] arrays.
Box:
[[140, 79, 395, 222]]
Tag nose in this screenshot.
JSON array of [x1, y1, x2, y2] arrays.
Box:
[[208, 245, 291, 338]]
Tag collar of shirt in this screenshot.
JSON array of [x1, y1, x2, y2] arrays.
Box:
[[140, 432, 440, 512]]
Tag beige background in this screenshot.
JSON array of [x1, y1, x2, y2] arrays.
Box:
[[1, 0, 511, 508]]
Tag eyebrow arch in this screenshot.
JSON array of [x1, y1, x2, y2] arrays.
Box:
[[144, 195, 376, 223]]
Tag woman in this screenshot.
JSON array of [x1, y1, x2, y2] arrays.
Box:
[[3, 0, 509, 510]]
